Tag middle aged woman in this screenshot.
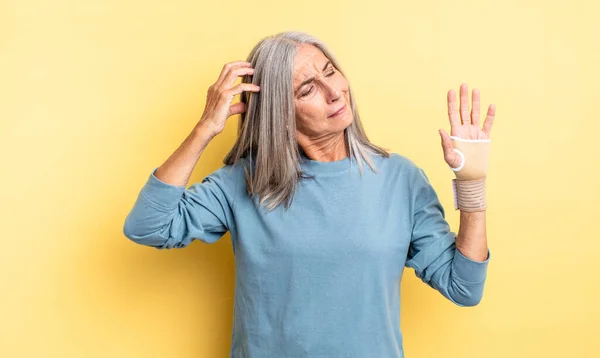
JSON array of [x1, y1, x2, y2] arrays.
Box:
[[123, 31, 495, 358]]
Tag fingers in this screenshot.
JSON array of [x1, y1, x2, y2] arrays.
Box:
[[482, 104, 496, 136], [212, 61, 258, 110], [221, 66, 256, 89], [225, 84, 260, 117], [214, 61, 253, 88], [226, 83, 261, 98], [449, 83, 493, 138], [471, 88, 480, 126], [228, 101, 247, 116], [447, 90, 460, 134], [460, 83, 470, 125]]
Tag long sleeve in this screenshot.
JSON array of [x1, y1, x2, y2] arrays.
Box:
[[122, 165, 238, 249], [404, 166, 491, 307]]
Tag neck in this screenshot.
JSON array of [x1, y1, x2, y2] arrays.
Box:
[[298, 130, 348, 162]]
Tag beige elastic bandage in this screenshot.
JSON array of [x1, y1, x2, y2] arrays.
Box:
[[449, 136, 491, 212]]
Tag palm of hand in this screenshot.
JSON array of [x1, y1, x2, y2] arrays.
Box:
[[439, 83, 496, 169]]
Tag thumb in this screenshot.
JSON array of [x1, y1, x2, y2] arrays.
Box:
[[439, 129, 454, 156], [228, 101, 247, 116], [439, 129, 461, 168]]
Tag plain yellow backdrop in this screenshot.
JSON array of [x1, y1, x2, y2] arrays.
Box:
[[2, 0, 599, 357]]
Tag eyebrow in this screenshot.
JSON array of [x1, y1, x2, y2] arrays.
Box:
[[294, 60, 333, 94]]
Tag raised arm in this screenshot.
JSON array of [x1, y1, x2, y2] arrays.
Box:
[[404, 83, 496, 306], [438, 83, 496, 262], [122, 60, 260, 249]]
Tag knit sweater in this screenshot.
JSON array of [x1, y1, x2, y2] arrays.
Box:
[[123, 151, 490, 358]]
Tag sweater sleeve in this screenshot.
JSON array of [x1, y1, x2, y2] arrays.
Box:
[[404, 166, 491, 307], [122, 166, 237, 249]]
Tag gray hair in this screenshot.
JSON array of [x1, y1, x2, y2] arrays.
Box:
[[223, 31, 390, 211]]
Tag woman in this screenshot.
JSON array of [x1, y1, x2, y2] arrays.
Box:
[[123, 31, 495, 358]]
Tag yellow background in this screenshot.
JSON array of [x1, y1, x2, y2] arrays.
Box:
[[2, 0, 599, 357]]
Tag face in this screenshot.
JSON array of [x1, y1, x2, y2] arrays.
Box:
[[292, 44, 353, 144]]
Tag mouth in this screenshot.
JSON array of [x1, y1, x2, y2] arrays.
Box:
[[328, 103, 347, 118]]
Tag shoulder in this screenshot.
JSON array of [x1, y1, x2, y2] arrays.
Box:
[[205, 159, 249, 186], [188, 159, 249, 201], [374, 152, 433, 193], [377, 152, 422, 175]]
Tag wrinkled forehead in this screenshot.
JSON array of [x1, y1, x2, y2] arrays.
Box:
[[293, 45, 330, 81]]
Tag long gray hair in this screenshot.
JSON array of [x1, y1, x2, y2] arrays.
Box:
[[223, 31, 390, 211]]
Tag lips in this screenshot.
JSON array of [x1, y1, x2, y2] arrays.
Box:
[[328, 103, 346, 118]]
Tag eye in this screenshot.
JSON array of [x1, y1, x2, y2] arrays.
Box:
[[301, 87, 313, 97], [299, 70, 335, 97]]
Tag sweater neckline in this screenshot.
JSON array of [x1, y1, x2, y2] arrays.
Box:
[[299, 152, 353, 174]]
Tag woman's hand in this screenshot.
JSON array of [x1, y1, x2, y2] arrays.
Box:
[[439, 83, 496, 169], [197, 60, 261, 137]]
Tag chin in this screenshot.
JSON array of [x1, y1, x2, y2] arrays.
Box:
[[338, 109, 354, 129]]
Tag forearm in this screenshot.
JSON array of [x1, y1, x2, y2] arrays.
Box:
[[456, 209, 488, 262], [154, 121, 216, 187]]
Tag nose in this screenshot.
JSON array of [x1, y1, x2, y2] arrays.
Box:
[[321, 79, 342, 103]]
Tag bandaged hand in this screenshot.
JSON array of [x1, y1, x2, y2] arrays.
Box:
[[439, 84, 496, 212]]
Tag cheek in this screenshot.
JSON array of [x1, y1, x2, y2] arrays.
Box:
[[295, 99, 326, 123]]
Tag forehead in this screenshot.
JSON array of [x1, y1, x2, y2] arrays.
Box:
[[293, 45, 329, 81]]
